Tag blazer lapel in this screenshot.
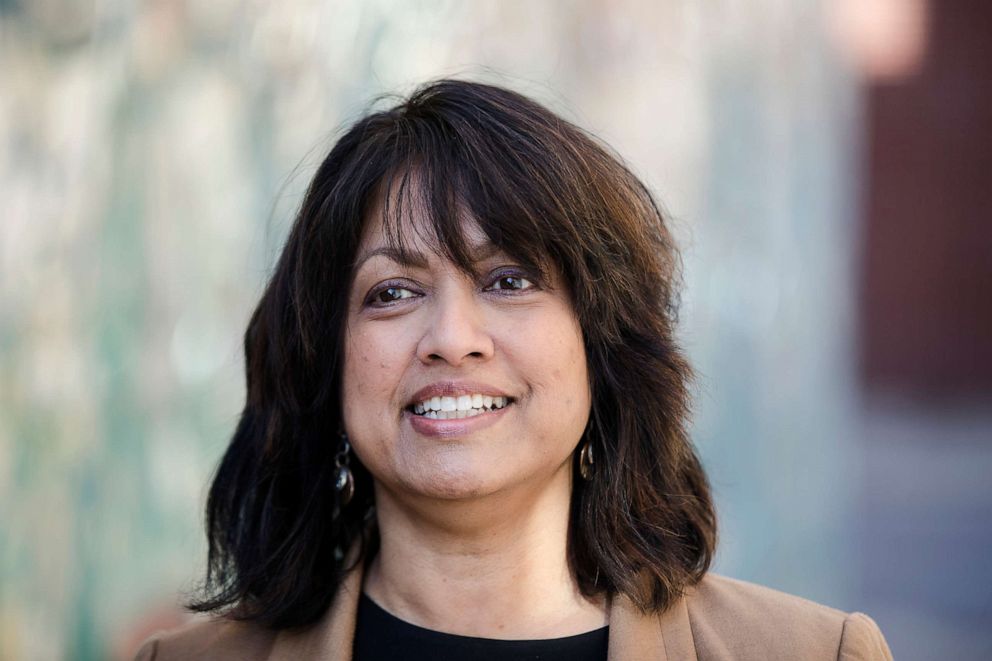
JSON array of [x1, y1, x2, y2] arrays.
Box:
[[608, 593, 697, 661], [267, 563, 364, 661]]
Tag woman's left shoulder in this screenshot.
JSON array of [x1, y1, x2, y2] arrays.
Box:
[[683, 573, 893, 660]]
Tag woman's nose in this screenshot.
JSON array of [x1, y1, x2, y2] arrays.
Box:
[[416, 286, 495, 366]]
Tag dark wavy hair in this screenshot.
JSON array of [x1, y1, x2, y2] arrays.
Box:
[[189, 79, 716, 629]]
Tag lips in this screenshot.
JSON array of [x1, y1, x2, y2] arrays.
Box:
[[405, 381, 514, 413], [412, 394, 510, 419]]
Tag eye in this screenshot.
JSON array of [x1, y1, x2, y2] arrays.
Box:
[[487, 272, 534, 292], [367, 285, 418, 306]]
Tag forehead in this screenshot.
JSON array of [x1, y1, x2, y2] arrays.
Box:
[[354, 214, 502, 277], [350, 168, 556, 283], [353, 174, 505, 273], [357, 205, 489, 255]]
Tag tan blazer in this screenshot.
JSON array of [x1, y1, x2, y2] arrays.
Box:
[[135, 567, 892, 661]]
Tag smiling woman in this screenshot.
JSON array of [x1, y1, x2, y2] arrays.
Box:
[[134, 80, 892, 660]]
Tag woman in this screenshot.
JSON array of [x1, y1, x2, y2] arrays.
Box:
[[136, 80, 891, 660]]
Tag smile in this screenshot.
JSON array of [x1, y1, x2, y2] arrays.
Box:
[[411, 394, 511, 419]]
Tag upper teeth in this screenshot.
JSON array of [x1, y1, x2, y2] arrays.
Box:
[[413, 394, 508, 417]]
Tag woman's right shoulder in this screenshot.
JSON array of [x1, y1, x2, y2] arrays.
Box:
[[133, 615, 278, 661]]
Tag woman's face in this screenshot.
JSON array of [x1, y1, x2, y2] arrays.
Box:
[[342, 208, 591, 503]]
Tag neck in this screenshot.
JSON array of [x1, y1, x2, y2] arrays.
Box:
[[363, 464, 608, 639]]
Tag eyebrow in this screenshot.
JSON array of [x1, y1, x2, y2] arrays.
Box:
[[353, 246, 429, 271], [352, 242, 503, 272]]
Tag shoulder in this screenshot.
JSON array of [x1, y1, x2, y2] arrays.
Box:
[[683, 574, 892, 660], [133, 615, 278, 661]]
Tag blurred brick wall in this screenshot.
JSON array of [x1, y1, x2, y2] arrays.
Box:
[[860, 1, 992, 397]]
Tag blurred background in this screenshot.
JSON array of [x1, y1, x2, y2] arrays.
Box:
[[1, 0, 989, 659]]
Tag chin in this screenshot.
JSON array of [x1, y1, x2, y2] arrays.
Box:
[[393, 453, 510, 501], [409, 468, 500, 501]]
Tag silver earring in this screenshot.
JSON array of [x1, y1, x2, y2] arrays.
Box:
[[335, 432, 355, 505], [579, 440, 594, 481]]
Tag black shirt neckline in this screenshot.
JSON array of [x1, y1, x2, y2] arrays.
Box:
[[353, 591, 609, 661]]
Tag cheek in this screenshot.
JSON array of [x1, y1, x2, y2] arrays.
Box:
[[561, 340, 591, 417], [524, 314, 591, 420], [343, 325, 404, 418], [343, 331, 371, 407]]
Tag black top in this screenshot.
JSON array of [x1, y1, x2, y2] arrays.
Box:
[[353, 592, 609, 661]]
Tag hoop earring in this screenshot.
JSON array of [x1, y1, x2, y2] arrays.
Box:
[[579, 440, 594, 481], [335, 432, 355, 505]]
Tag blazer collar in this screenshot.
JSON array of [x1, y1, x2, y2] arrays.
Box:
[[267, 563, 697, 661], [608, 592, 697, 661]]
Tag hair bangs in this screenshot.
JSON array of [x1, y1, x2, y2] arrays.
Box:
[[364, 142, 557, 287]]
